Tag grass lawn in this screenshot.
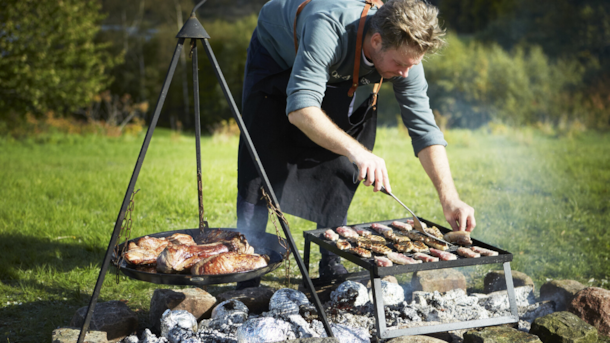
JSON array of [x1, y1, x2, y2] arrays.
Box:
[[0, 127, 609, 342]]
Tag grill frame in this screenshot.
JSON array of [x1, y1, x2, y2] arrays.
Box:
[[303, 217, 519, 339]]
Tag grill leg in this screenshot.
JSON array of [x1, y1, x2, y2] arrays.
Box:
[[503, 262, 519, 318], [304, 235, 311, 274], [370, 271, 388, 338]]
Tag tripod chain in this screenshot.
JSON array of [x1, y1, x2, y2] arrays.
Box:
[[261, 187, 292, 287], [113, 189, 140, 284]]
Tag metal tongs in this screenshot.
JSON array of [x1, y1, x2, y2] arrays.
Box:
[[352, 164, 452, 246]]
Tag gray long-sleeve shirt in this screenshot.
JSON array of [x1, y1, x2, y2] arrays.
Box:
[[256, 0, 446, 156]]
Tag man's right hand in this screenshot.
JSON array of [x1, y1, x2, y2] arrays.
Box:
[[350, 150, 391, 193]]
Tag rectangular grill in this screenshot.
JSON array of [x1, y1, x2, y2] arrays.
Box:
[[303, 217, 520, 339]]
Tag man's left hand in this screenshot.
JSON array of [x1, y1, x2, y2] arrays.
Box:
[[442, 198, 475, 232]]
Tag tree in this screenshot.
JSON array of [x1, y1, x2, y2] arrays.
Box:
[[0, 0, 120, 118]]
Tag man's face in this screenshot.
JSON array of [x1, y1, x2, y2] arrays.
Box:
[[369, 34, 424, 79]]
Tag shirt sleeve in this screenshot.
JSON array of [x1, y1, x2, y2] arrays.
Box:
[[286, 13, 344, 115], [391, 63, 447, 157]]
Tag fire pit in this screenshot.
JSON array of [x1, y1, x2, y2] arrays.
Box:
[[303, 217, 519, 339]]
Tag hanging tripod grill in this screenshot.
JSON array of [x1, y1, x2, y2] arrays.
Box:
[[76, 1, 334, 342]]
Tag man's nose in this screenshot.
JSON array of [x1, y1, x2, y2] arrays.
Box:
[[398, 66, 412, 78]]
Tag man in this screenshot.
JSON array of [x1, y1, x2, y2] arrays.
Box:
[[236, 0, 476, 289]]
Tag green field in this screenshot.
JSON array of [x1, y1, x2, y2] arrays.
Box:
[[1, 127, 609, 342]]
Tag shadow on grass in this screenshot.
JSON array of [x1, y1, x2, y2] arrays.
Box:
[[0, 232, 105, 281]]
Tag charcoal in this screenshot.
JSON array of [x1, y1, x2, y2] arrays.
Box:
[[141, 329, 160, 343], [122, 334, 139, 343], [287, 314, 318, 338], [211, 299, 249, 324], [268, 288, 311, 317], [368, 280, 405, 306], [330, 281, 369, 308], [167, 326, 196, 343], [235, 317, 295, 343], [160, 310, 198, 340], [329, 324, 370, 343]]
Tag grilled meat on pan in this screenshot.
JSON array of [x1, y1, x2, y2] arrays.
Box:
[[427, 226, 444, 239], [336, 226, 359, 239], [470, 246, 498, 256], [374, 256, 393, 267], [350, 247, 372, 258], [354, 227, 373, 237], [356, 238, 373, 250], [412, 241, 430, 253], [390, 221, 412, 232], [444, 231, 473, 246], [370, 223, 393, 235], [457, 247, 480, 258], [405, 231, 425, 242], [384, 231, 411, 243], [191, 252, 269, 275], [387, 252, 422, 265], [324, 229, 340, 242], [370, 244, 392, 255], [368, 235, 387, 244], [156, 242, 230, 273], [429, 248, 457, 261], [412, 253, 439, 262], [336, 239, 352, 251], [123, 243, 159, 265], [124, 234, 195, 266], [423, 236, 449, 251], [393, 241, 415, 253]]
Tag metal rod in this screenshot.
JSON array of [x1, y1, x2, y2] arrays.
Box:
[[200, 38, 334, 338], [370, 272, 387, 338], [191, 38, 206, 230], [77, 39, 185, 343], [503, 262, 520, 318]]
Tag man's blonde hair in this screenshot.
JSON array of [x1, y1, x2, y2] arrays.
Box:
[[370, 0, 446, 55]]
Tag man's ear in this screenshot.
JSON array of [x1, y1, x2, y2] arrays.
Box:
[[371, 32, 383, 51]]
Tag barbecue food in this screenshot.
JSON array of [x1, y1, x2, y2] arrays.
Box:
[[413, 223, 443, 240], [422, 236, 449, 251], [370, 244, 392, 255], [368, 235, 386, 244], [191, 252, 269, 275], [406, 218, 427, 229], [429, 248, 457, 261], [324, 229, 339, 242], [443, 231, 473, 246], [413, 253, 439, 263], [349, 247, 372, 258], [457, 247, 480, 258], [356, 238, 373, 250], [336, 239, 352, 251], [405, 231, 425, 242], [390, 221, 412, 232], [393, 241, 415, 253], [195, 229, 254, 254], [370, 223, 393, 235], [470, 246, 499, 256], [374, 256, 393, 267], [412, 241, 430, 253], [123, 234, 196, 266], [354, 227, 373, 237], [336, 226, 359, 240], [384, 231, 410, 243], [156, 242, 231, 273], [387, 252, 422, 265]]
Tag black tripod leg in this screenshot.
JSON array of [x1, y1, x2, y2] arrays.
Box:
[[201, 38, 334, 338], [77, 38, 186, 343]]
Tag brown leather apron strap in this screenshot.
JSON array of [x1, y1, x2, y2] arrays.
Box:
[[294, 0, 313, 53], [371, 78, 383, 107], [293, 0, 384, 97]]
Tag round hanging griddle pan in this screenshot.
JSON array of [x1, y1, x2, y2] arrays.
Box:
[[115, 228, 286, 286]]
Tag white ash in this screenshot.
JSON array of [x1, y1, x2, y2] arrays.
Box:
[[211, 299, 248, 324], [329, 324, 371, 343], [267, 288, 311, 316], [236, 317, 295, 343], [161, 310, 198, 341], [368, 280, 405, 306], [331, 281, 369, 308]]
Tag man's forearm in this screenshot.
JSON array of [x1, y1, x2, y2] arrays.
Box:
[[418, 145, 459, 204], [287, 106, 365, 161]]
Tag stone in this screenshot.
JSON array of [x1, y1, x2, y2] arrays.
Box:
[[463, 326, 542, 343], [568, 287, 610, 336], [52, 327, 108, 343], [411, 269, 467, 293], [530, 311, 598, 343], [216, 286, 275, 314], [70, 301, 137, 341], [540, 280, 586, 311], [149, 288, 216, 334], [484, 270, 535, 293], [386, 335, 447, 343]]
